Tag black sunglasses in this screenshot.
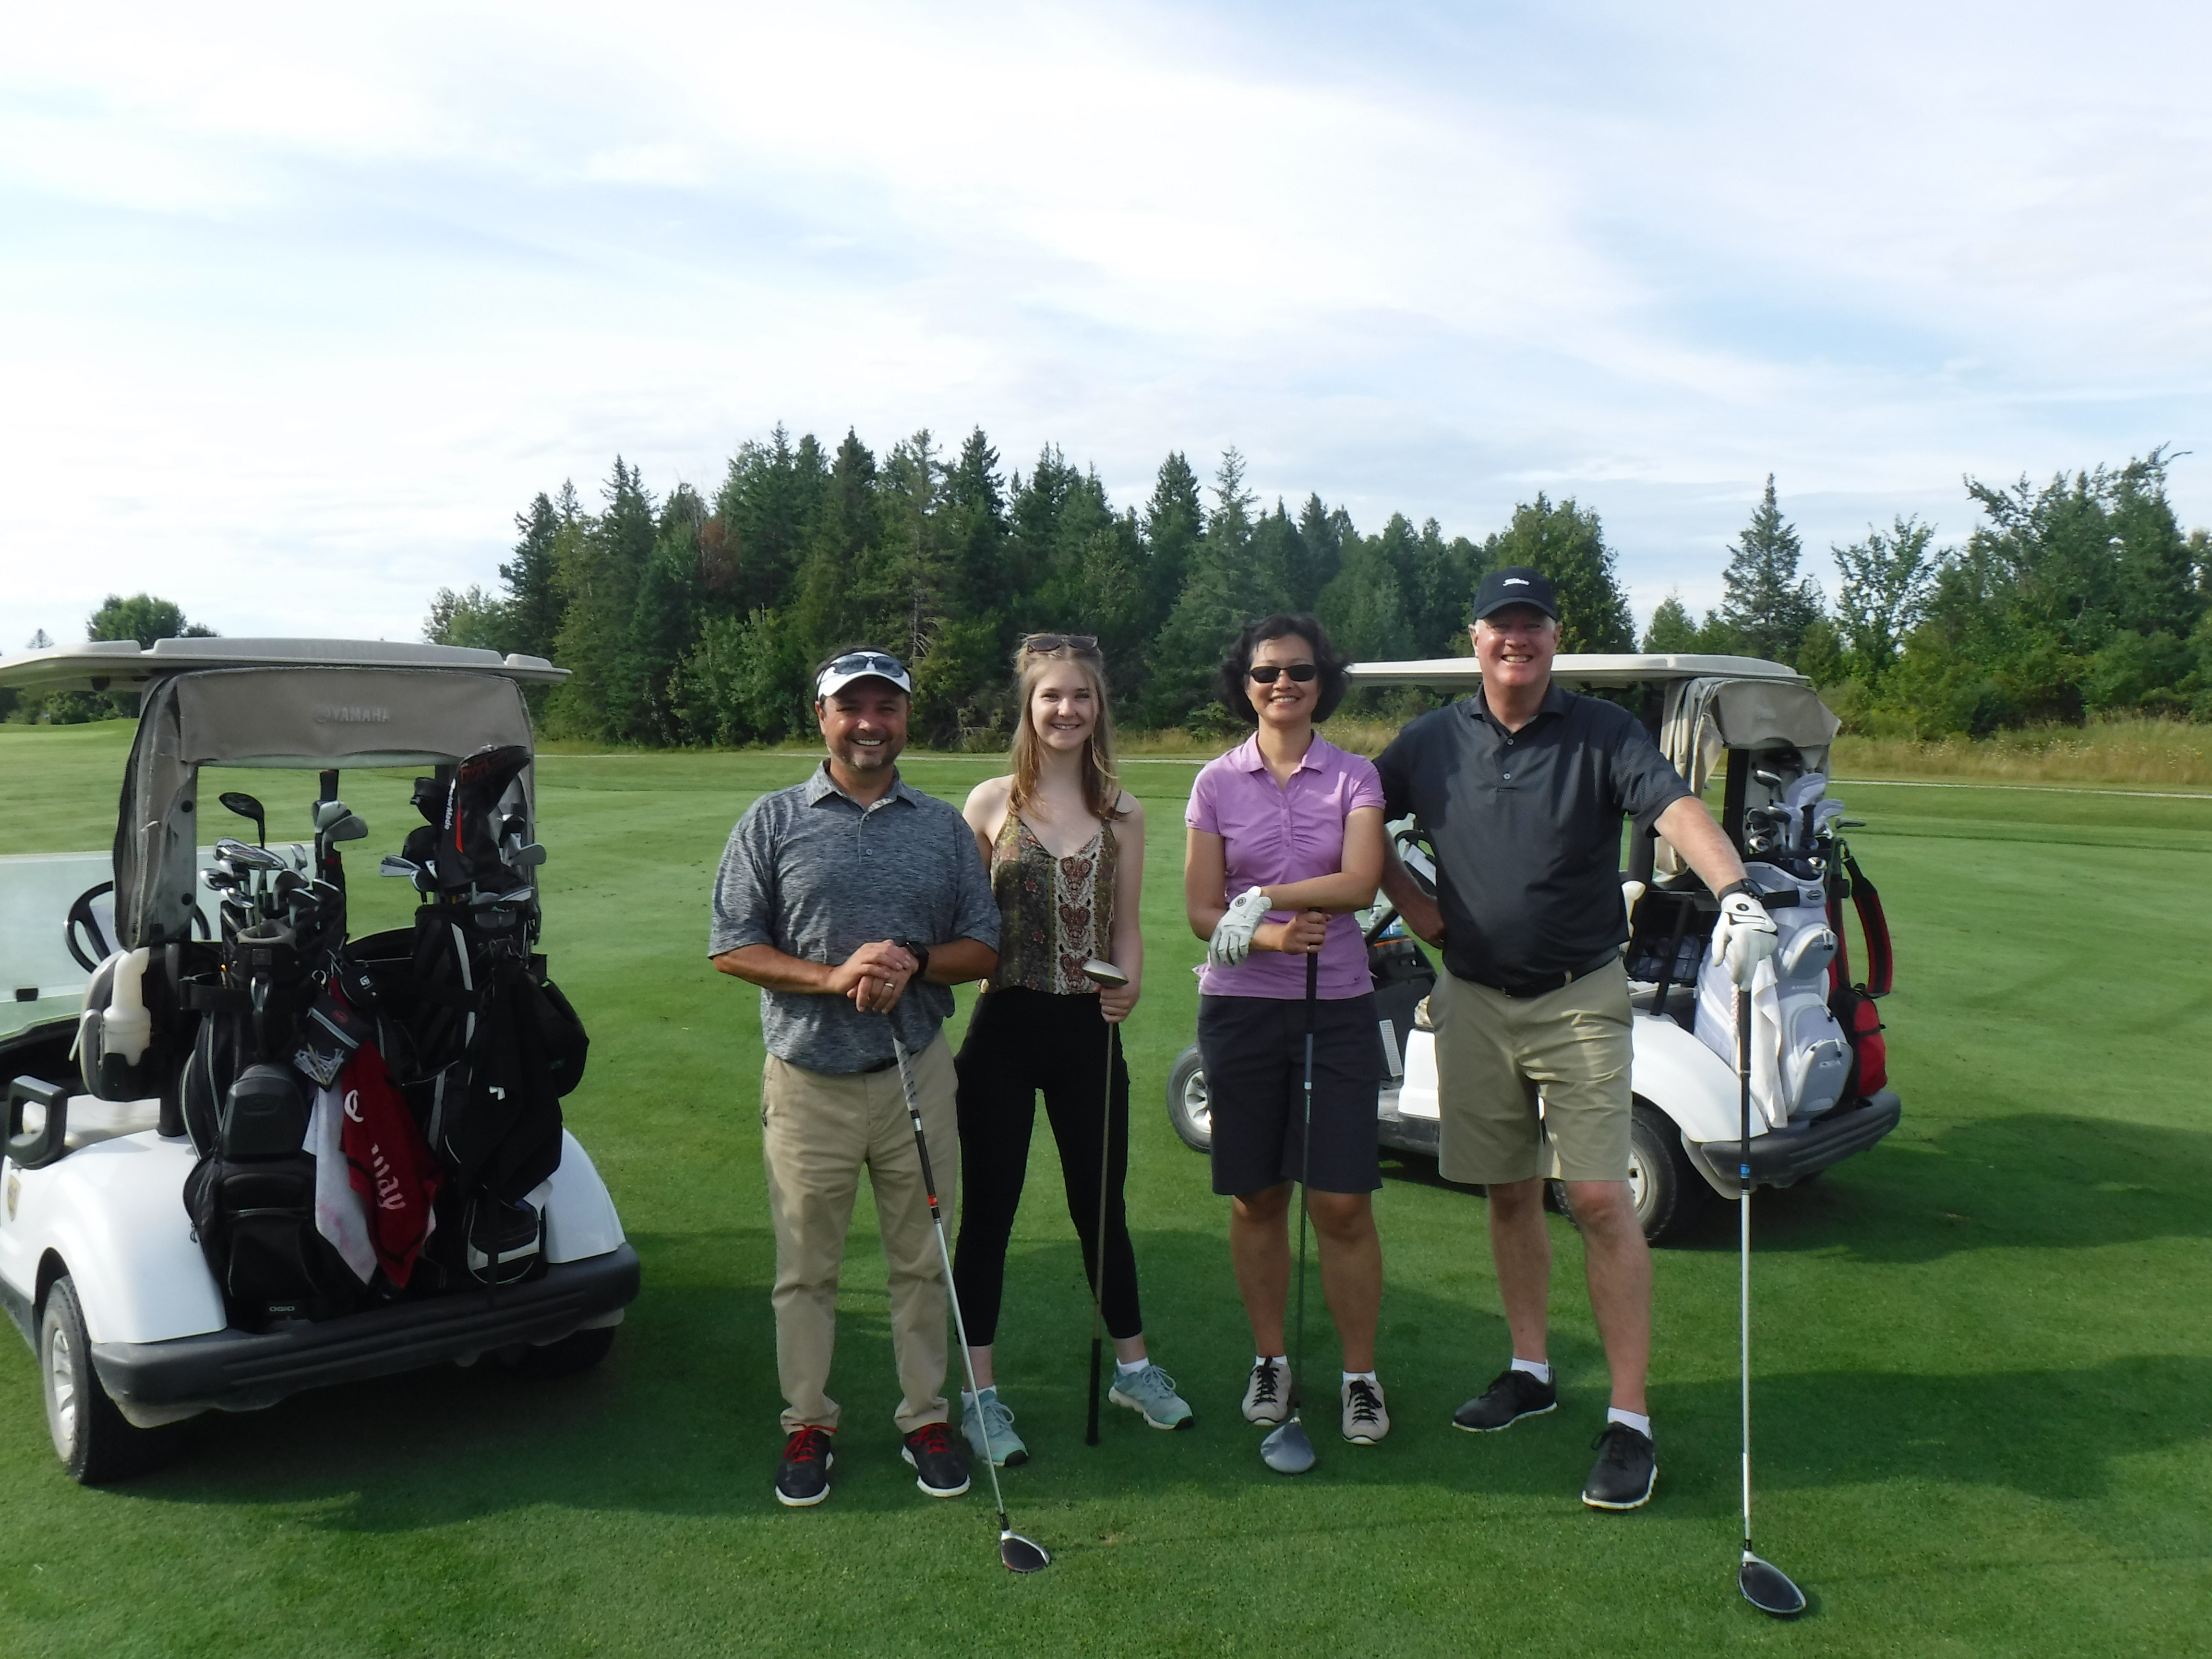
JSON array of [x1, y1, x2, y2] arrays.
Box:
[[1248, 663, 1319, 684], [1022, 634, 1099, 654]]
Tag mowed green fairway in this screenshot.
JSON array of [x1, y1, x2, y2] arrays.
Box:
[[0, 721, 2207, 1657]]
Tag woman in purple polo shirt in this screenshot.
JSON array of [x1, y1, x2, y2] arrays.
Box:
[[1184, 613, 1391, 1446]]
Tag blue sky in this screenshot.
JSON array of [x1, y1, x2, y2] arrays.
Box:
[[3, 0, 2208, 651]]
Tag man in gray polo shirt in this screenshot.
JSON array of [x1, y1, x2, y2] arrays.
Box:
[[710, 647, 999, 1509], [1377, 568, 1777, 1512]]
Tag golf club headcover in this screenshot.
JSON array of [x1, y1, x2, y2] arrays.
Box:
[[1207, 887, 1274, 968], [1712, 885, 1779, 987]]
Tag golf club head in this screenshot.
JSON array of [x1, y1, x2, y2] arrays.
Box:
[[1739, 1552, 1806, 1618], [998, 1531, 1050, 1574], [1080, 957, 1128, 989], [216, 837, 289, 872], [378, 855, 421, 879], [312, 799, 352, 832], [1259, 1416, 1315, 1475], [326, 814, 368, 843], [218, 791, 267, 842]]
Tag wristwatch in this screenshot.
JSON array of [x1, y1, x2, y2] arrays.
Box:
[[893, 938, 931, 981]]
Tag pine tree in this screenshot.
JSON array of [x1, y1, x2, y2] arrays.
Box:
[[1832, 516, 1938, 683], [500, 493, 565, 660], [1642, 592, 1698, 652], [1141, 452, 1204, 637], [548, 457, 657, 739], [1720, 476, 1823, 663], [1482, 494, 1635, 653], [1293, 494, 1347, 610]]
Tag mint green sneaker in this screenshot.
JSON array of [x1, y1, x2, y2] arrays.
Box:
[[961, 1387, 1029, 1467], [1108, 1362, 1194, 1430]]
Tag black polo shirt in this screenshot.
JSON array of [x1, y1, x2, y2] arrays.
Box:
[[1373, 683, 1693, 986]]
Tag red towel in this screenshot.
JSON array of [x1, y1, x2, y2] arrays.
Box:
[[340, 1044, 441, 1286]]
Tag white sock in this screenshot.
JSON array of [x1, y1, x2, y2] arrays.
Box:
[[962, 1386, 995, 1407], [1255, 1353, 1287, 1368], [1117, 1357, 1149, 1377], [1511, 1357, 1553, 1385], [1607, 1407, 1651, 1438], [1342, 1370, 1378, 1386]]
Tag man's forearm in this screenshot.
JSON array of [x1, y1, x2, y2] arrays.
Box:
[[711, 943, 834, 993], [926, 937, 998, 985], [1655, 796, 1751, 893]]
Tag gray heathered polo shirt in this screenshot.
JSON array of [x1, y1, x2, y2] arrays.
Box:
[[709, 763, 999, 1074]]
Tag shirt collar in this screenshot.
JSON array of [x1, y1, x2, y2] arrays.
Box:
[[1468, 681, 1572, 733], [806, 759, 918, 808], [1229, 732, 1330, 773]]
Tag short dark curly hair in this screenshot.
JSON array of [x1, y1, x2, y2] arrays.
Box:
[[1213, 614, 1352, 724]]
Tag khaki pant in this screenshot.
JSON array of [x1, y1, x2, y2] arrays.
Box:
[[761, 1035, 958, 1436], [1431, 960, 1634, 1185]]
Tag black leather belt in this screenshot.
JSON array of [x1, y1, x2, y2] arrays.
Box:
[[1471, 950, 1621, 1001], [856, 1054, 898, 1074]]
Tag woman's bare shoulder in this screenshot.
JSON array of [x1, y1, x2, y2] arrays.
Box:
[[963, 773, 1015, 827]]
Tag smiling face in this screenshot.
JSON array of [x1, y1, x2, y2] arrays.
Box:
[[1471, 604, 1559, 693], [815, 680, 909, 778], [1028, 661, 1100, 753], [1249, 632, 1319, 730]]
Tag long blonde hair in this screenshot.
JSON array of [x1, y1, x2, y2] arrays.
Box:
[[1007, 637, 1127, 822]]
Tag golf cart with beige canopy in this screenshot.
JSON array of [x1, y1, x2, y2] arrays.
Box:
[[1164, 652, 1900, 1242], [0, 638, 639, 1481]]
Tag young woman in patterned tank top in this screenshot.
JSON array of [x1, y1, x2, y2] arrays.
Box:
[[949, 635, 1191, 1467]]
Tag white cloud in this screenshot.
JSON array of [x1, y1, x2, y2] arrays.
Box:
[[1, 0, 2207, 651]]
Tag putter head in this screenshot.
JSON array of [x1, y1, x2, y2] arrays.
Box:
[[998, 1531, 1050, 1574], [1081, 958, 1128, 989], [1259, 1416, 1315, 1475], [1739, 1552, 1807, 1618]]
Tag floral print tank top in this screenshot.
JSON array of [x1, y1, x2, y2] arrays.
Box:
[[988, 809, 1117, 995]]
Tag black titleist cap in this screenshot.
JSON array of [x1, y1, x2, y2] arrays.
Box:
[[1470, 566, 1560, 622]]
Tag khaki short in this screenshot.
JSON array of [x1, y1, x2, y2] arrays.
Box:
[[1430, 959, 1633, 1185]]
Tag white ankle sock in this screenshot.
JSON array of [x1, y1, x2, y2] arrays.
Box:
[[962, 1386, 995, 1407], [1342, 1370, 1378, 1386], [1607, 1407, 1651, 1438], [1255, 1353, 1286, 1368], [1511, 1357, 1553, 1384], [1117, 1357, 1148, 1377]]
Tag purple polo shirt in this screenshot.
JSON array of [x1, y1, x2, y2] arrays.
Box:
[[1185, 733, 1385, 1000]]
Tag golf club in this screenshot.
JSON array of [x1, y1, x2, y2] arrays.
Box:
[[1737, 985, 1807, 1619], [1260, 950, 1320, 1476], [1080, 959, 1129, 1444], [218, 790, 268, 848], [888, 1034, 1050, 1575]]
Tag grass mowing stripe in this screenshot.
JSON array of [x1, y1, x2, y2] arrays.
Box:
[[0, 731, 2206, 1655]]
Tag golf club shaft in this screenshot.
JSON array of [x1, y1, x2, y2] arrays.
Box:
[[890, 1037, 1016, 1533], [1737, 985, 1754, 1550], [1293, 951, 1317, 1411], [1087, 1016, 1114, 1445]]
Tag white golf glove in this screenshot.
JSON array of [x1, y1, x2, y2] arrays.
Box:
[[1711, 886, 1779, 987], [1207, 886, 1274, 968]]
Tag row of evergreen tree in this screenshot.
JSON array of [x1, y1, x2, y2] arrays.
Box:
[[430, 429, 2209, 742]]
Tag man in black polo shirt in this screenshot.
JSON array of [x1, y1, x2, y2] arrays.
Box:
[[1375, 567, 1776, 1511]]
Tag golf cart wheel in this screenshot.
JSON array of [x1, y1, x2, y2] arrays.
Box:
[[1546, 1102, 1710, 1246], [498, 1324, 616, 1380], [1165, 1044, 1211, 1153], [39, 1276, 178, 1484]]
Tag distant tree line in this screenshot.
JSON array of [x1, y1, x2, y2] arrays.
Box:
[[0, 595, 216, 723], [424, 426, 1646, 748]]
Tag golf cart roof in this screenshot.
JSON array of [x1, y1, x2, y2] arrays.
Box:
[[1344, 652, 1810, 689], [0, 637, 566, 695]]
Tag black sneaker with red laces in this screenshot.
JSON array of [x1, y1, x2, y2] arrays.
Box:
[[776, 1426, 835, 1508], [901, 1421, 972, 1498]]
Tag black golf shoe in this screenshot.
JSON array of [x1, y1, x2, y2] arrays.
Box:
[[775, 1426, 835, 1507], [1453, 1367, 1557, 1432], [1581, 1421, 1657, 1510], [901, 1422, 973, 1499]]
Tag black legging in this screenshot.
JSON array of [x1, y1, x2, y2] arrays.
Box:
[[953, 986, 1142, 1345]]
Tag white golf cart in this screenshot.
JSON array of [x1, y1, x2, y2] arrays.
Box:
[[1165, 652, 1901, 1243], [0, 638, 639, 1481]]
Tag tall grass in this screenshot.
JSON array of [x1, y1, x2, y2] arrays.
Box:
[[1833, 716, 2212, 791]]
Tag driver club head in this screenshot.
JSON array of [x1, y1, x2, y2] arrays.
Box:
[[998, 1531, 1050, 1574], [1739, 1552, 1807, 1619], [218, 791, 268, 844], [1081, 958, 1128, 989], [1259, 1416, 1315, 1475]]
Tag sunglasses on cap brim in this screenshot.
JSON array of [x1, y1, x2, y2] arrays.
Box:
[[1248, 663, 1319, 684], [1022, 634, 1099, 654]]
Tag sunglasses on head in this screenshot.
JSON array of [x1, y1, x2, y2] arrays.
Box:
[[1022, 634, 1099, 655], [825, 652, 907, 678], [1248, 663, 1319, 684]]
